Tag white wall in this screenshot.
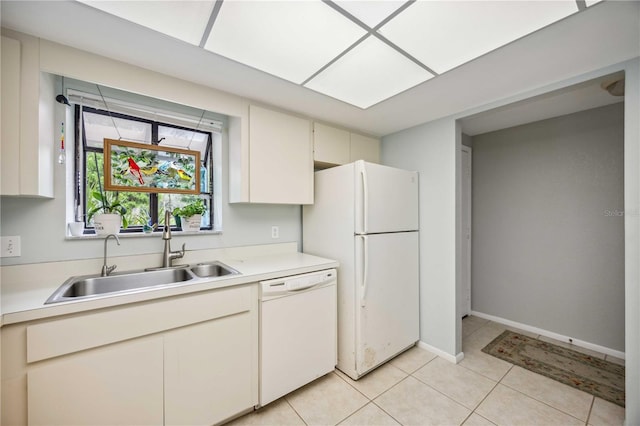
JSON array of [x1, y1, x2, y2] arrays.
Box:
[[0, 32, 301, 266], [382, 118, 460, 358], [471, 103, 625, 351]]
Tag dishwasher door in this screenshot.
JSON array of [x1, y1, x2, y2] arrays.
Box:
[[260, 269, 337, 406]]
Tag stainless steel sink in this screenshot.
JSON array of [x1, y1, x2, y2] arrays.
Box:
[[45, 261, 242, 304], [190, 261, 239, 278], [45, 268, 195, 304]]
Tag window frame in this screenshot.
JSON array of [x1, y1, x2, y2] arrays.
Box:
[[75, 105, 215, 234]]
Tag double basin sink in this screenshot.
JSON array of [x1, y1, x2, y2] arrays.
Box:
[[45, 261, 240, 304]]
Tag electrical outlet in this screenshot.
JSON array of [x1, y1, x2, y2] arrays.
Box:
[[271, 226, 279, 239], [1, 236, 21, 257]]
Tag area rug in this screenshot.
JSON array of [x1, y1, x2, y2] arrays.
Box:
[[482, 330, 625, 407]]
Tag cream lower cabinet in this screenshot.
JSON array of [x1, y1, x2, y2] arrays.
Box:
[[165, 312, 254, 425], [3, 284, 258, 426], [28, 336, 164, 425]]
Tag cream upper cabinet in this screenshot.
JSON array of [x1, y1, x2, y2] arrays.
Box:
[[313, 122, 350, 166], [311, 122, 380, 168], [1, 36, 21, 196], [350, 132, 381, 164], [230, 104, 313, 204], [0, 33, 55, 198]]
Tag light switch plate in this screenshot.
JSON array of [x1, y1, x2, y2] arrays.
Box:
[[1, 236, 21, 257]]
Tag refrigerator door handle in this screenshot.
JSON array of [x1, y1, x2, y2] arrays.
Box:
[[360, 235, 368, 307], [360, 168, 369, 234]]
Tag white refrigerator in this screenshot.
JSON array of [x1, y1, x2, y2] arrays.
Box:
[[303, 160, 419, 380]]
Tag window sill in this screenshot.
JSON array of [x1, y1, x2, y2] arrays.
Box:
[[65, 229, 222, 240]]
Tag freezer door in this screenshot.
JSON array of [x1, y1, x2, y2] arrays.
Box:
[[355, 161, 419, 234], [354, 232, 419, 376]]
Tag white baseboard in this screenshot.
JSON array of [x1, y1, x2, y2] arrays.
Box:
[[470, 310, 625, 360], [417, 341, 465, 364]]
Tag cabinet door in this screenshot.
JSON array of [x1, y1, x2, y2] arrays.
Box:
[[0, 32, 54, 198], [165, 311, 255, 426], [1, 36, 21, 195], [248, 105, 313, 204], [350, 133, 380, 164], [27, 336, 164, 426], [313, 122, 350, 166]]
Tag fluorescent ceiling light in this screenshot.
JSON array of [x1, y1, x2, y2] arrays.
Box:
[[76, 0, 591, 110], [333, 0, 408, 28], [204, 1, 366, 84], [305, 36, 433, 109], [78, 0, 215, 45], [379, 1, 579, 74]]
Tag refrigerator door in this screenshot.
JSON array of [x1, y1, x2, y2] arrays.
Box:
[[355, 161, 419, 234], [354, 231, 419, 376]]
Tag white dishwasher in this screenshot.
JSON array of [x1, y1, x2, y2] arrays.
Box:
[[259, 269, 337, 406]]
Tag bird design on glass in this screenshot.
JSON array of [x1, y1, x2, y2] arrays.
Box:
[[127, 157, 145, 185], [139, 161, 159, 176]]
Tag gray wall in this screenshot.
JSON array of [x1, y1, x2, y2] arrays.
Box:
[[382, 118, 460, 358], [471, 103, 625, 351]]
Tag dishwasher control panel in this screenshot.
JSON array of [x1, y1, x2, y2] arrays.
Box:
[[260, 269, 336, 298]]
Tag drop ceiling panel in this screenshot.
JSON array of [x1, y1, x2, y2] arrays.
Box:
[[333, 0, 408, 28], [304, 36, 433, 109], [78, 0, 215, 45], [204, 1, 367, 84], [379, 0, 579, 74]]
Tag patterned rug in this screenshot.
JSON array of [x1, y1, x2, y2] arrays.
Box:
[[482, 330, 625, 407]]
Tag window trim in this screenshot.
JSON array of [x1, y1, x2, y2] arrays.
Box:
[[75, 105, 216, 234]]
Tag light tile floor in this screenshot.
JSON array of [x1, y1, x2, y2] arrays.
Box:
[[227, 316, 626, 426]]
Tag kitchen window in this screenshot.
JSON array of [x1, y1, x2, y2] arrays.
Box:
[[74, 104, 219, 234]]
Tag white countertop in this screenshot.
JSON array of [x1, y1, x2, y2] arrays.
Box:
[[1, 249, 338, 326]]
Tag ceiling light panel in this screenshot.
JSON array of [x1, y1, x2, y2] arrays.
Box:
[[333, 0, 408, 28], [305, 36, 433, 109], [379, 1, 579, 74], [78, 1, 215, 45], [205, 1, 367, 84]]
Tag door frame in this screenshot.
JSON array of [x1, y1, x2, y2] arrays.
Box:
[[460, 146, 472, 318]]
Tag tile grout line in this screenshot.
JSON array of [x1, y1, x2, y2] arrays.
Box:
[[497, 379, 593, 424], [585, 395, 596, 426], [464, 364, 510, 424], [406, 358, 483, 414], [369, 375, 416, 426], [283, 397, 309, 426], [329, 370, 392, 425]]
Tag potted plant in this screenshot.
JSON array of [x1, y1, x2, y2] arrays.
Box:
[[87, 190, 128, 235], [173, 199, 205, 232]]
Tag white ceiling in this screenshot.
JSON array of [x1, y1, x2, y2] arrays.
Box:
[[1, 1, 639, 136], [460, 72, 625, 136]]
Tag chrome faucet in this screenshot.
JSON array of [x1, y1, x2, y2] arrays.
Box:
[[101, 234, 120, 277], [162, 209, 185, 268]]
